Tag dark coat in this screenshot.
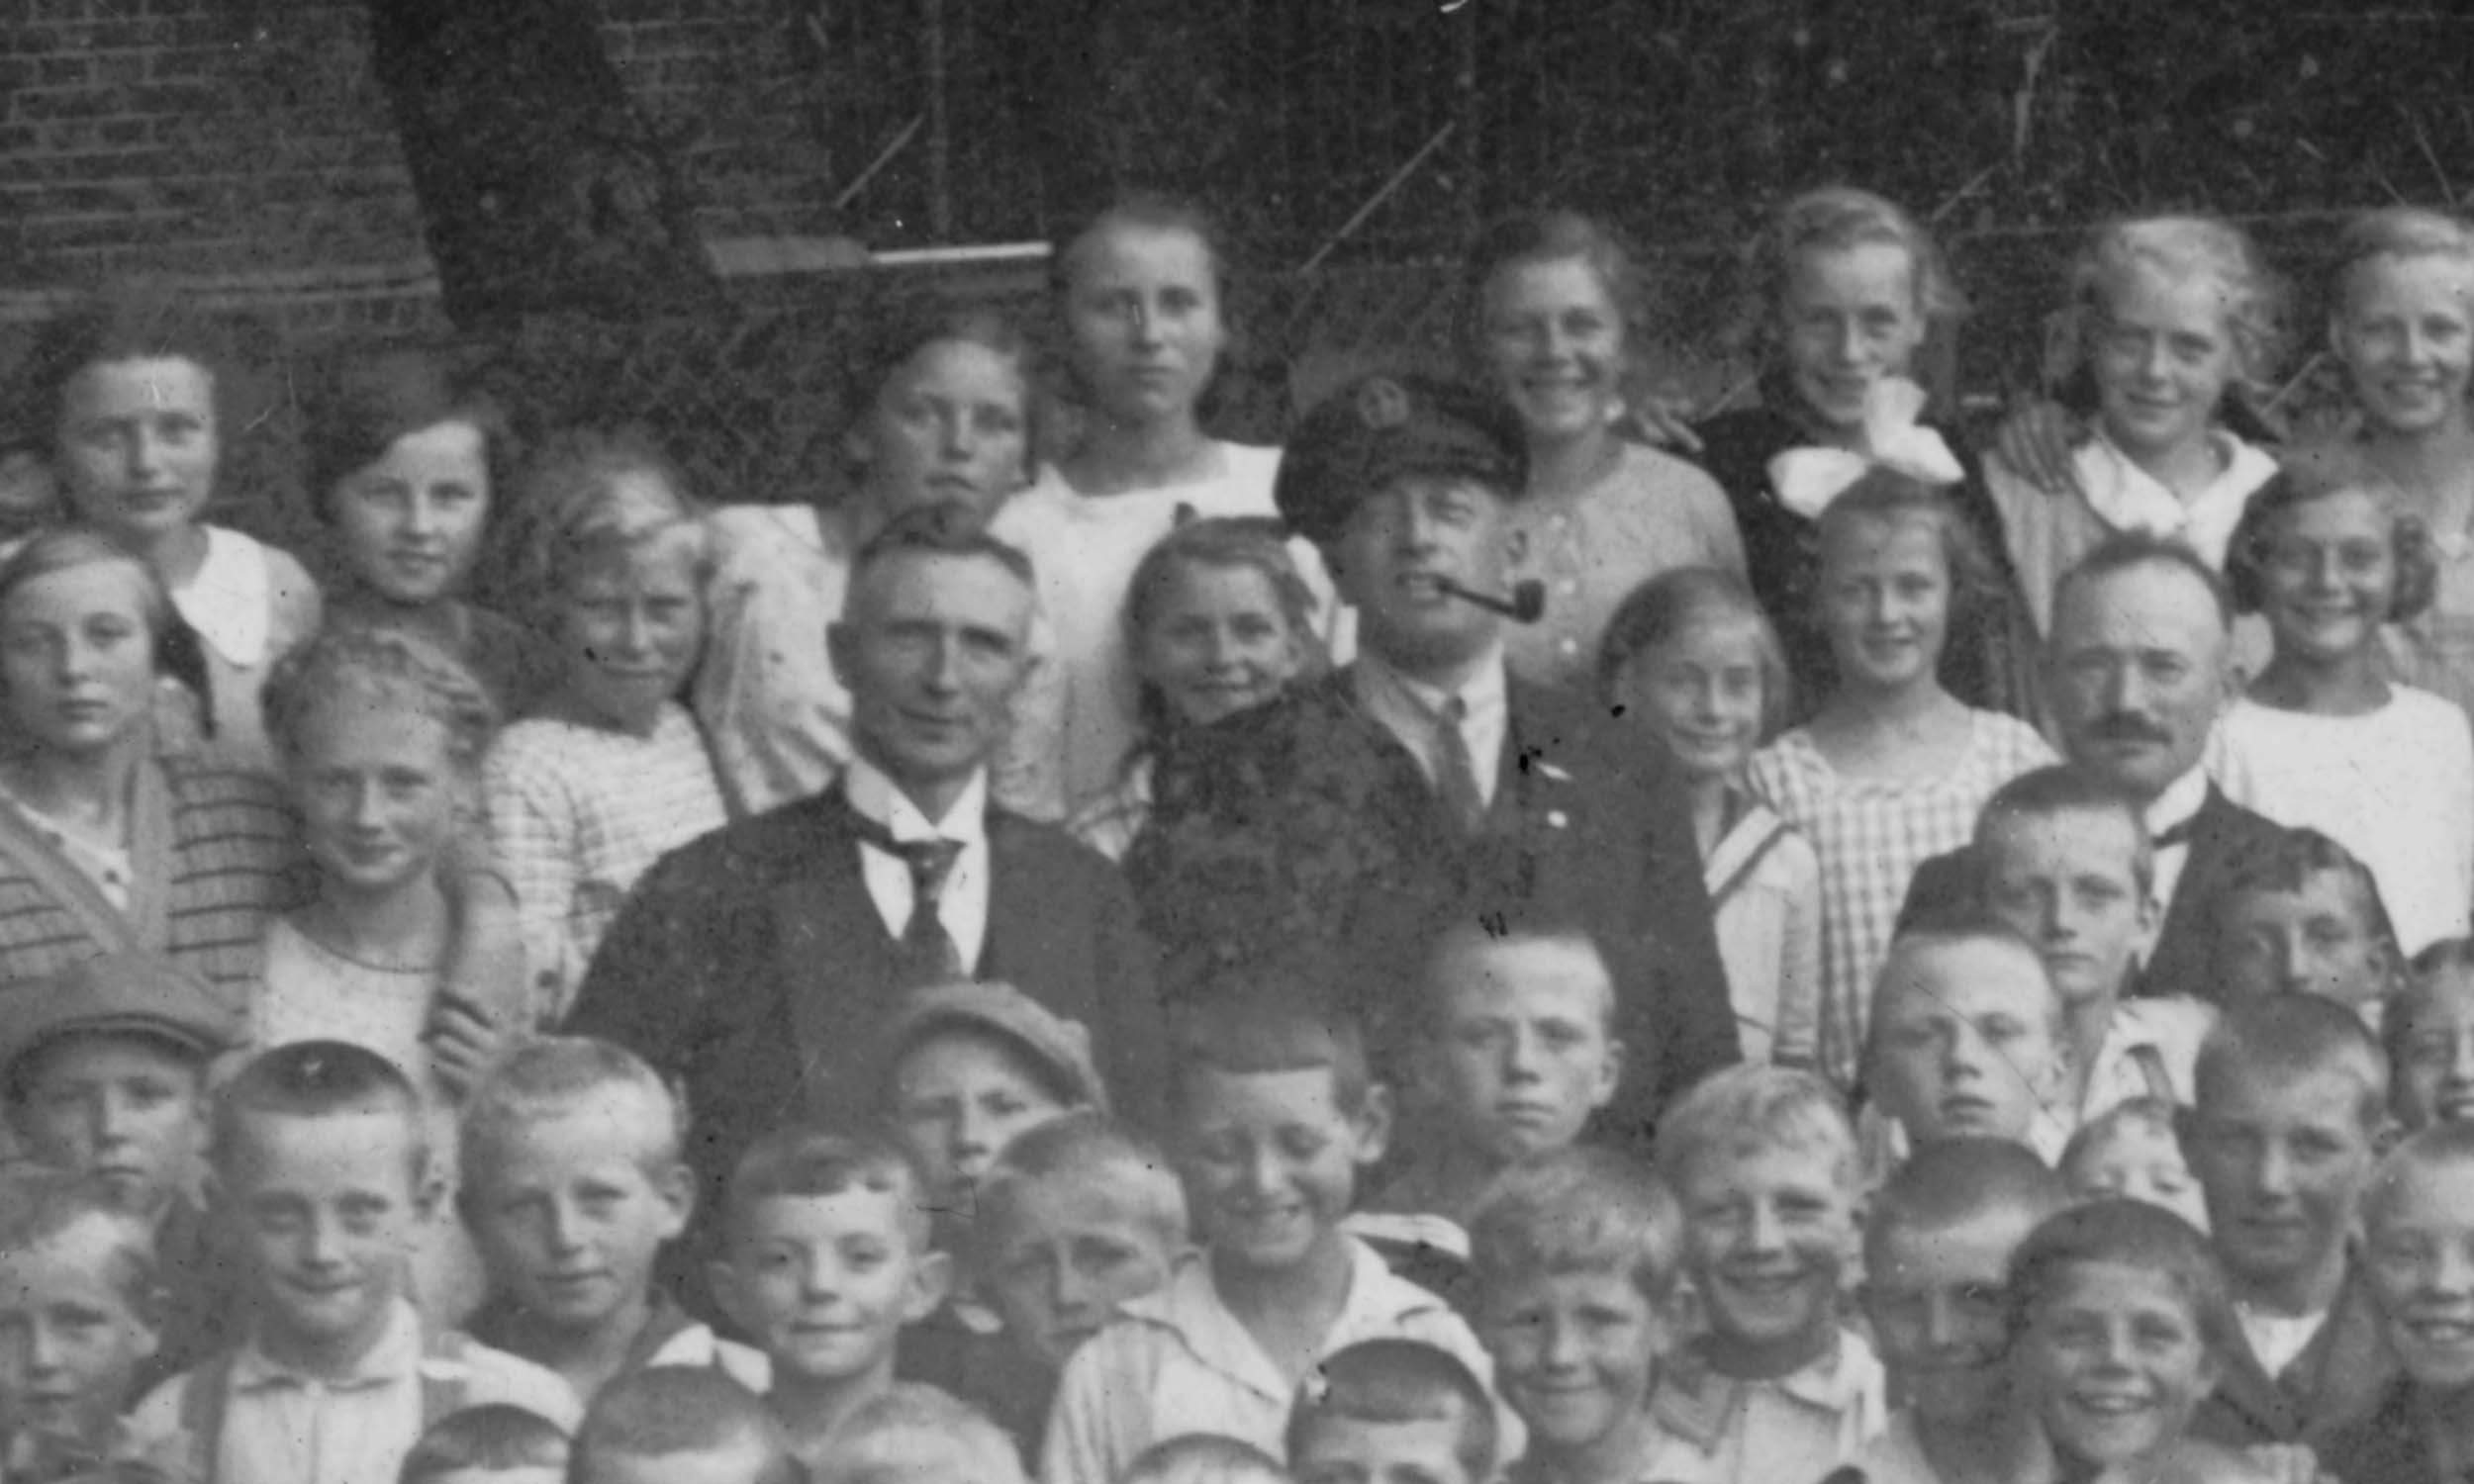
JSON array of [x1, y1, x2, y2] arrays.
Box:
[[1899, 783, 2288, 1002], [2190, 1259, 2398, 1449], [1133, 667, 1738, 1142], [2314, 1377, 2458, 1484], [566, 786, 1164, 1203]]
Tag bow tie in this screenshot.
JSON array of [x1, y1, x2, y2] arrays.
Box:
[[1765, 376, 1965, 519]]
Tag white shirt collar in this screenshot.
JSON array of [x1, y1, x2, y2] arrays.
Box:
[[2144, 763, 2211, 838], [171, 526, 272, 668], [2074, 429, 2280, 569], [234, 1297, 424, 1392], [843, 755, 990, 846]]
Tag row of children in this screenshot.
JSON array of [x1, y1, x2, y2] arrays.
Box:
[[7, 908, 2471, 1484]]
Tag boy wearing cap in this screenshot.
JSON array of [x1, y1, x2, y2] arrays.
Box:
[[875, 981, 1107, 1446], [1224, 372, 1735, 1133], [0, 952, 245, 1387]]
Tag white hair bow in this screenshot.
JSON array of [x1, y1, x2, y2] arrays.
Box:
[[1765, 377, 1966, 520]]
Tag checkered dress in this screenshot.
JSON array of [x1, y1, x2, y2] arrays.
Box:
[[1749, 710, 2054, 1089]]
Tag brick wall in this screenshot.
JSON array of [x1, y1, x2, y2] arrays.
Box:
[[0, 0, 841, 300]]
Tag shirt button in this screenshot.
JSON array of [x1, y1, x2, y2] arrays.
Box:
[[1559, 579, 1580, 596], [1559, 637, 1579, 656]]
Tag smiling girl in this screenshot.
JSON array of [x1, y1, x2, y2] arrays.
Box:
[[1463, 212, 1745, 691], [1748, 475, 2052, 1089], [484, 432, 727, 1020], [1070, 517, 1321, 861], [1987, 217, 2286, 643], [2209, 444, 2473, 956]]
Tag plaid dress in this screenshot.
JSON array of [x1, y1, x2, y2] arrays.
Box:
[[1749, 710, 2053, 1089]]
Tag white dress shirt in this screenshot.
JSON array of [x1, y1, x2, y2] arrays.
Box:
[[2143, 763, 2212, 923], [1352, 645, 1510, 810], [844, 756, 993, 973]]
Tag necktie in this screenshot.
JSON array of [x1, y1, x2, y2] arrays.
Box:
[[1434, 693, 1486, 836], [849, 806, 968, 982]]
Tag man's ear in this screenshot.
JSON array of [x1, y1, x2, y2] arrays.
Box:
[[656, 1161, 698, 1242], [1352, 1080, 1396, 1168], [1592, 1037, 1628, 1113], [1502, 523, 1530, 572], [906, 1249, 954, 1323]]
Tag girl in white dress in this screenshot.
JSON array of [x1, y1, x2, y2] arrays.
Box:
[[2210, 443, 2474, 956]]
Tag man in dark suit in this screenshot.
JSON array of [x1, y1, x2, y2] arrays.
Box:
[[1263, 371, 1738, 1135], [1902, 533, 2286, 999], [566, 512, 1163, 1203]]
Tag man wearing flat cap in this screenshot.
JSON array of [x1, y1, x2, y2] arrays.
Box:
[[1132, 372, 1737, 1141]]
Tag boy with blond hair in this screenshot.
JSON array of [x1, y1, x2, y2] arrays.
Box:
[[1466, 1147, 1686, 1484], [809, 1383, 1028, 1484], [128, 1041, 579, 1484], [1648, 1064, 1883, 1483], [459, 1036, 767, 1403], [964, 1111, 1189, 1445], [1040, 969, 1504, 1484], [709, 1125, 952, 1472], [0, 1167, 189, 1482]]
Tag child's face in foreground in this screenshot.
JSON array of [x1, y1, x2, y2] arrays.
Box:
[[2016, 1259, 2219, 1471], [12, 1032, 205, 1214], [465, 1094, 693, 1335], [557, 519, 704, 736], [1481, 1265, 1664, 1453], [1177, 1064, 1387, 1277], [56, 355, 219, 545], [1869, 940, 2062, 1148], [2394, 968, 2474, 1129], [1290, 1410, 1479, 1484], [2362, 1157, 2474, 1390], [2090, 264, 2238, 463], [890, 1030, 1073, 1206], [1864, 1206, 2038, 1427], [2253, 489, 2397, 669], [2216, 872, 2393, 1016], [1816, 513, 1949, 695], [719, 1188, 944, 1387], [1609, 615, 1766, 786], [2066, 1120, 2210, 1233], [219, 1106, 431, 1359], [332, 418, 491, 606], [1779, 242, 1927, 433], [1136, 559, 1306, 729], [0, 561, 159, 760], [982, 1168, 1180, 1368], [856, 337, 1029, 529], [1982, 809, 2155, 1011], [0, 1223, 155, 1449], [289, 701, 465, 902], [1423, 936, 1620, 1165], [2335, 250, 2474, 439], [1481, 253, 1627, 447], [1677, 1140, 1857, 1364], [2187, 1063, 2379, 1296]]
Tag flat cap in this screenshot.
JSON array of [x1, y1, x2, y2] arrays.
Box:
[[0, 953, 242, 1089]]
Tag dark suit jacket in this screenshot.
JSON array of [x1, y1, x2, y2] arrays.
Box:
[[1327, 666, 1741, 1134], [1898, 783, 2289, 1001], [566, 787, 1164, 1206], [2191, 1260, 2397, 1449], [2314, 1377, 2454, 1484]]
